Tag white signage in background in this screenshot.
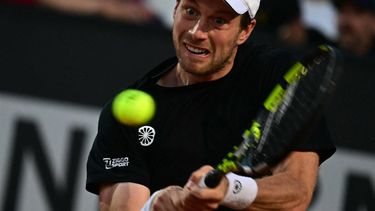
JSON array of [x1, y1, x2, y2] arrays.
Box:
[[0, 92, 99, 211], [0, 92, 374, 211], [310, 149, 375, 211]]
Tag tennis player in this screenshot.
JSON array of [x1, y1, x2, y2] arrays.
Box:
[[86, 0, 336, 210]]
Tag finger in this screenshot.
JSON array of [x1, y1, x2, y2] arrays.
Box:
[[189, 175, 228, 202], [185, 165, 214, 188], [153, 186, 185, 211], [167, 186, 186, 210], [182, 166, 227, 210], [183, 193, 221, 211]]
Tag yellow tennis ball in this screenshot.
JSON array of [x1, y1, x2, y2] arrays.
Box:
[[112, 89, 156, 126]]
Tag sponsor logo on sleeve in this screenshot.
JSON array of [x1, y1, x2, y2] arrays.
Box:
[[103, 157, 129, 169]]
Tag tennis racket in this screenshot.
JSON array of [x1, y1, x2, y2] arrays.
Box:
[[202, 45, 342, 188]]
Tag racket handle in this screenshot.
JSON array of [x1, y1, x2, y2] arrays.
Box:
[[200, 169, 225, 188]]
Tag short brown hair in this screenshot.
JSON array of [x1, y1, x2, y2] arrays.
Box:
[[240, 13, 252, 30]]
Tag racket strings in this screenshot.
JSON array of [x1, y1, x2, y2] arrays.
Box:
[[210, 45, 341, 181], [255, 49, 340, 167]]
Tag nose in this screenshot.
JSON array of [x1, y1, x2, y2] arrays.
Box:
[[188, 19, 208, 40]]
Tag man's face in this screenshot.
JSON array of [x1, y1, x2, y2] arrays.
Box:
[[172, 0, 254, 76], [338, 4, 375, 55]]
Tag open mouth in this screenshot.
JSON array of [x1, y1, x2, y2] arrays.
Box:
[[185, 43, 209, 55]]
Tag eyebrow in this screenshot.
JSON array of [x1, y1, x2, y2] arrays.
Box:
[[211, 9, 238, 20]]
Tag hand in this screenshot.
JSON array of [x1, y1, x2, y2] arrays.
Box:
[[150, 166, 229, 211], [183, 165, 229, 210], [150, 186, 187, 211]]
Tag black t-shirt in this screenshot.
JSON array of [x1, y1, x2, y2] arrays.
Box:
[[86, 42, 336, 209]]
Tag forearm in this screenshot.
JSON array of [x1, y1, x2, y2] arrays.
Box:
[[248, 174, 310, 210], [246, 152, 319, 211], [99, 183, 150, 211]]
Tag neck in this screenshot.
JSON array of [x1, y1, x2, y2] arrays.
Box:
[[176, 66, 190, 86]]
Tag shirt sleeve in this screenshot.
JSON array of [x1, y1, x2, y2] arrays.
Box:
[[86, 100, 150, 194], [292, 116, 336, 164]]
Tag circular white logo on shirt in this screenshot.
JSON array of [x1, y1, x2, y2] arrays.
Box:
[[138, 126, 156, 146]]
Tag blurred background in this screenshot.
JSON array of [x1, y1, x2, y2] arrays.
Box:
[[0, 0, 374, 210]]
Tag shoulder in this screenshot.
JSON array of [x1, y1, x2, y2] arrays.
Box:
[[236, 41, 295, 68], [234, 41, 296, 85], [132, 57, 178, 89]]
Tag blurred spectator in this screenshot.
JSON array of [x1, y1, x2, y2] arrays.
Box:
[[333, 0, 375, 57], [146, 0, 175, 28], [255, 0, 333, 50], [97, 0, 158, 24], [0, 0, 161, 26]]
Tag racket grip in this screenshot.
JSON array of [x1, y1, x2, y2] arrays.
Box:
[[200, 169, 225, 188]]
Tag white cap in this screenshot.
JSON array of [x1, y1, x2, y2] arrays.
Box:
[[224, 0, 261, 19]]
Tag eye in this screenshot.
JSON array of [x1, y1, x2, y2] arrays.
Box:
[[213, 18, 226, 26], [185, 7, 197, 17], [212, 17, 230, 28]]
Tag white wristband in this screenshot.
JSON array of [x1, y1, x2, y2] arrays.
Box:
[[221, 172, 258, 210], [141, 190, 161, 211]]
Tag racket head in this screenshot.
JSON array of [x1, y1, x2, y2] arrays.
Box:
[[217, 45, 342, 177]]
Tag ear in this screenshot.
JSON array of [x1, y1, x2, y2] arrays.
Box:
[[237, 19, 257, 45]]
